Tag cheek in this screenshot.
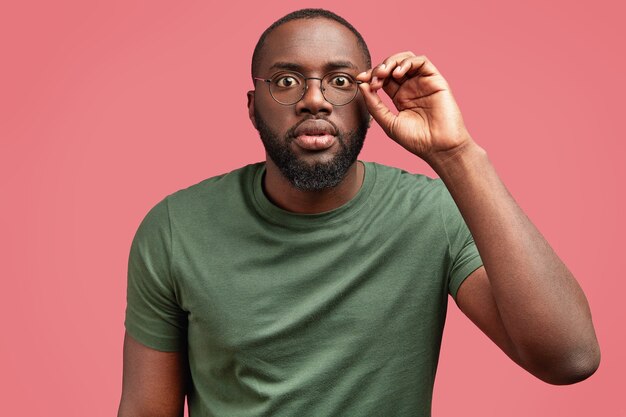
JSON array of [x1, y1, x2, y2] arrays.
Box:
[[255, 98, 291, 132], [255, 93, 276, 117], [354, 96, 370, 121], [336, 100, 370, 132]]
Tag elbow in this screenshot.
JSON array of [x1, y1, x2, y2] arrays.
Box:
[[529, 342, 601, 385]]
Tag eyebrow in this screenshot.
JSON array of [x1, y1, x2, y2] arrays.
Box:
[[268, 60, 359, 73]]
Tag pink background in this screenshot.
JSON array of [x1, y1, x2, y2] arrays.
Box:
[[1, 0, 624, 415]]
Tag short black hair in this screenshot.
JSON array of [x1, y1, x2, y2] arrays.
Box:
[[251, 8, 371, 78]]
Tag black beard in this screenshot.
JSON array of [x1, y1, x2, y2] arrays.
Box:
[[255, 110, 369, 191]]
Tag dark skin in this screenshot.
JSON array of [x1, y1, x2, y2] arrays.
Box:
[[117, 334, 187, 417], [247, 20, 371, 214], [118, 17, 600, 417]]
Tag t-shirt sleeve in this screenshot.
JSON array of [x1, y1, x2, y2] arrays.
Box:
[[124, 198, 187, 352], [438, 186, 484, 301]]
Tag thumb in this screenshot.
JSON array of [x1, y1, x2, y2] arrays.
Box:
[[358, 82, 396, 137]]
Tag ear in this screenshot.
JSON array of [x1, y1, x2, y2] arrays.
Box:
[[247, 90, 257, 129]]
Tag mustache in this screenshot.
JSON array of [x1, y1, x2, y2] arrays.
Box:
[[285, 117, 340, 143]]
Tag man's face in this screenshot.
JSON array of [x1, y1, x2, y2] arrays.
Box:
[[249, 18, 371, 190]]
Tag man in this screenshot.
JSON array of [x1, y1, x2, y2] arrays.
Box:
[[118, 9, 600, 417]]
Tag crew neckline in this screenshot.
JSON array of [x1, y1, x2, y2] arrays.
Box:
[[251, 161, 377, 228]]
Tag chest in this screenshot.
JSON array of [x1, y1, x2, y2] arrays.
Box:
[[171, 210, 451, 362]]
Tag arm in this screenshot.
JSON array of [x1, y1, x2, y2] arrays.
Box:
[[357, 53, 600, 384], [117, 332, 188, 417], [437, 143, 598, 384]]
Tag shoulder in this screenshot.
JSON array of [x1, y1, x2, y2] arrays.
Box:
[[134, 163, 263, 234], [163, 162, 263, 214], [364, 161, 450, 207], [169, 162, 262, 201]]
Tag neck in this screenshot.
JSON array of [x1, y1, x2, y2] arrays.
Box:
[[262, 159, 364, 214]]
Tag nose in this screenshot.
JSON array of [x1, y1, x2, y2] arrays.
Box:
[[295, 78, 333, 115]]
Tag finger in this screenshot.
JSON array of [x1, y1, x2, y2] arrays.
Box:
[[356, 68, 373, 82], [376, 52, 416, 76], [359, 64, 388, 91], [357, 68, 388, 91], [358, 82, 396, 137], [363, 63, 397, 91], [360, 52, 426, 90], [370, 52, 418, 90], [392, 55, 440, 80]]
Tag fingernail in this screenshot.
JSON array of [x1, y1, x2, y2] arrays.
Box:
[[358, 71, 367, 78], [372, 76, 378, 84], [380, 63, 386, 70]]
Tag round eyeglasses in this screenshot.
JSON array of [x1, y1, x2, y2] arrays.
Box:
[[253, 71, 362, 106]]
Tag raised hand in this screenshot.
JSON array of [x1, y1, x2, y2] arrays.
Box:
[[359, 53, 601, 387], [357, 52, 474, 166]]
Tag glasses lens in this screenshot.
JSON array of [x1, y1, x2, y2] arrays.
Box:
[[322, 73, 358, 105], [269, 72, 306, 105]]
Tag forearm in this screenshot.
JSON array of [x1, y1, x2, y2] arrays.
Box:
[[430, 140, 600, 381]]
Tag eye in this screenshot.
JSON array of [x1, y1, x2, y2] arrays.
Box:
[[327, 74, 354, 89], [274, 74, 301, 88]]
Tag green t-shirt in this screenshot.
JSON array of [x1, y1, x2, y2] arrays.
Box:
[[125, 161, 482, 417]]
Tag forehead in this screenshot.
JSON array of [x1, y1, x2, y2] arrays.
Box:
[[258, 18, 367, 73]]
